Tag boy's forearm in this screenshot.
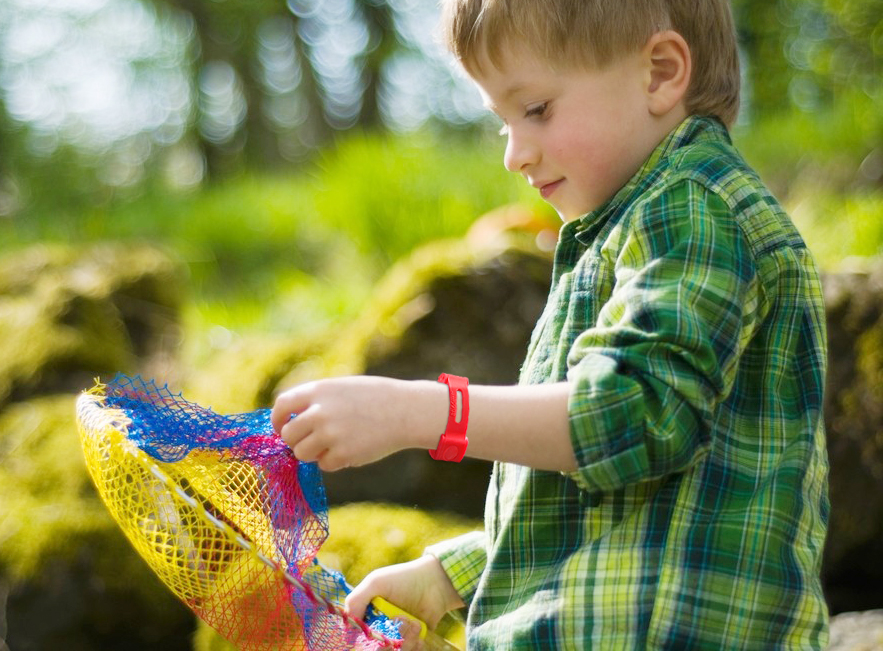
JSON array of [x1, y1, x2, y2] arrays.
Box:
[[408, 380, 577, 472]]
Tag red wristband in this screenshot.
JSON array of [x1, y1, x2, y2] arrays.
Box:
[[429, 373, 469, 462]]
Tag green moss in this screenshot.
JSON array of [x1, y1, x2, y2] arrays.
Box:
[[327, 239, 488, 372], [0, 395, 194, 648], [276, 233, 545, 387], [0, 243, 183, 406], [787, 191, 883, 271], [856, 324, 883, 396], [191, 623, 238, 651], [0, 396, 107, 578], [0, 286, 132, 405], [320, 503, 480, 584], [183, 333, 326, 413], [853, 324, 883, 463]]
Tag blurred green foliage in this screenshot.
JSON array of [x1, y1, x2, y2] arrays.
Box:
[[1, 130, 550, 349], [734, 0, 882, 119], [0, 0, 880, 342]]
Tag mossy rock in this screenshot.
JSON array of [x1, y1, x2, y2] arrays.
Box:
[[821, 262, 883, 614], [278, 233, 551, 386], [271, 235, 552, 517], [0, 396, 103, 579], [184, 333, 326, 414], [0, 243, 183, 408], [193, 503, 479, 651], [320, 503, 479, 584], [0, 395, 194, 650]]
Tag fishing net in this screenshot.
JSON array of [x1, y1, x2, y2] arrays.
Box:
[[76, 374, 403, 650]]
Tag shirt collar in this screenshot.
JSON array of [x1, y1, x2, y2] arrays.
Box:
[[572, 116, 731, 244]]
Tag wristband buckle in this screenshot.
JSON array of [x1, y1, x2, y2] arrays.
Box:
[[429, 373, 469, 462]]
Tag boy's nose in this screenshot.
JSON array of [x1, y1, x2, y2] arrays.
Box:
[[503, 132, 538, 173]]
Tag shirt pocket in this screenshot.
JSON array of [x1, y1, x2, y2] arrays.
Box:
[[520, 271, 575, 385], [559, 258, 615, 352]]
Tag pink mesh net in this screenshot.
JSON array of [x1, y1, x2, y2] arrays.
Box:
[[76, 374, 403, 650]]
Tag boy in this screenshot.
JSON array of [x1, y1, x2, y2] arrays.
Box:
[[271, 0, 830, 647]]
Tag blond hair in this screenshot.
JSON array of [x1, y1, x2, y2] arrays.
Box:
[[442, 0, 741, 126]]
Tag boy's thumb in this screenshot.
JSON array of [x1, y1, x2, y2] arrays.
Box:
[[343, 589, 371, 622]]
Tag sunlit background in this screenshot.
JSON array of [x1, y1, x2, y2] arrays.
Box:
[[1, 0, 880, 188], [1, 0, 878, 188], [0, 0, 880, 340], [0, 0, 485, 191]]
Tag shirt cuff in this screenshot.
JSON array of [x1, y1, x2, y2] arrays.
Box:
[[424, 530, 486, 608], [563, 353, 652, 493]]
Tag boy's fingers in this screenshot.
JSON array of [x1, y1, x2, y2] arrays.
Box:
[[343, 589, 371, 623], [270, 384, 313, 432], [277, 410, 306, 446], [270, 399, 296, 434], [280, 416, 326, 463], [345, 571, 398, 624], [294, 434, 329, 466], [315, 449, 346, 472]]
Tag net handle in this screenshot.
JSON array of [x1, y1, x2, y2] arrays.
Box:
[[371, 598, 461, 650]]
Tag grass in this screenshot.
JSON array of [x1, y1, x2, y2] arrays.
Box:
[[1, 129, 555, 366], [2, 115, 880, 355]]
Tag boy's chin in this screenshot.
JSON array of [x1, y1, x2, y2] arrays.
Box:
[[554, 196, 608, 222], [555, 206, 588, 223]]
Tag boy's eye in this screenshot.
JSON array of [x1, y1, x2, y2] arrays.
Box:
[[493, 101, 547, 136], [525, 102, 548, 119]]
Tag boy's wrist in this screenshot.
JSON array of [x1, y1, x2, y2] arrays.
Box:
[[403, 380, 450, 451]]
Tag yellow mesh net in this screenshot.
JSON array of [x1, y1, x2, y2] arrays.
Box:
[[76, 375, 403, 650]]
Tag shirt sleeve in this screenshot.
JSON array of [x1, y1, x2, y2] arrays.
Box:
[[565, 179, 764, 493], [423, 530, 487, 608]]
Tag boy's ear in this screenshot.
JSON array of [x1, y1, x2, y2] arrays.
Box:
[[643, 30, 692, 117]]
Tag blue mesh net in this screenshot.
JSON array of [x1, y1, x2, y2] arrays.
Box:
[[80, 373, 402, 650]]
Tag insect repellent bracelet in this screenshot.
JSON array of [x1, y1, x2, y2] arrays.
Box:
[[429, 373, 469, 462]]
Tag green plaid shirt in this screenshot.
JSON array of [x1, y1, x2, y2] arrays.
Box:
[[427, 116, 829, 649]]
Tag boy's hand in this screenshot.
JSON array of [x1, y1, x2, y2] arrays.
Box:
[[345, 555, 466, 641], [270, 376, 445, 472]]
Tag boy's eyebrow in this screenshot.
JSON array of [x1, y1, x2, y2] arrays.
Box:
[[482, 83, 527, 116], [502, 83, 526, 99]]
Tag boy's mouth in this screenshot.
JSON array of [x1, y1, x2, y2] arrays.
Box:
[[538, 179, 563, 199]]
